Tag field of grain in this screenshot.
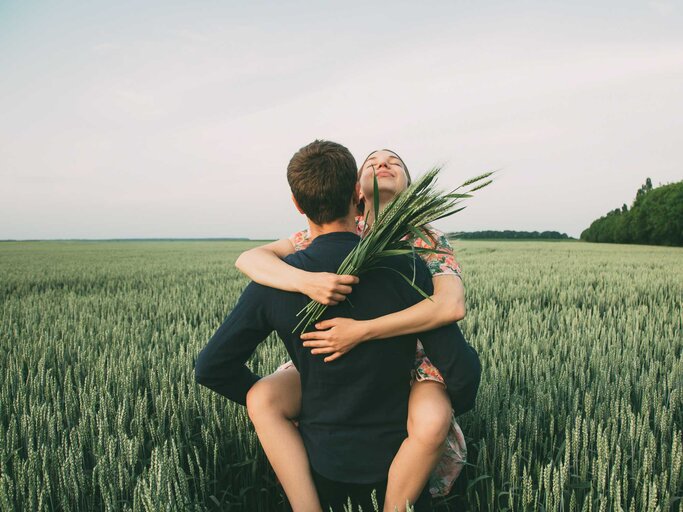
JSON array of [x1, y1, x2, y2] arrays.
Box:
[[1, 240, 681, 511]]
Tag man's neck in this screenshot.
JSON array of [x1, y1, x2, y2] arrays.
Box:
[[307, 213, 357, 239]]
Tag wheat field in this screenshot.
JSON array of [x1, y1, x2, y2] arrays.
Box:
[[1, 240, 681, 511]]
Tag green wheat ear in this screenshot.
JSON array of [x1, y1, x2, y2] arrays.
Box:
[[460, 170, 495, 187]]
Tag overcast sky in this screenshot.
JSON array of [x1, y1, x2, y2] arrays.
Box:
[[1, 1, 681, 240]]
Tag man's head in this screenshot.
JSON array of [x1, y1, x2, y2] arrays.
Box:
[[287, 140, 358, 225]]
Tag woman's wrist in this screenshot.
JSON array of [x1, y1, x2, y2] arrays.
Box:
[[295, 268, 314, 295], [360, 319, 379, 342]]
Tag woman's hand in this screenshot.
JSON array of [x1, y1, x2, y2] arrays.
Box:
[[300, 273, 359, 306], [300, 318, 370, 362]]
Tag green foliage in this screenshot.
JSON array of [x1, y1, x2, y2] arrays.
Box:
[[581, 179, 683, 246], [1, 240, 682, 511]]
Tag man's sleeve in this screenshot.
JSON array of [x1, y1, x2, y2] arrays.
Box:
[[194, 282, 273, 406], [419, 322, 481, 416]]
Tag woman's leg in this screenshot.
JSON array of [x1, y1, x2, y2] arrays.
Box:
[[246, 366, 322, 512], [383, 380, 452, 512]]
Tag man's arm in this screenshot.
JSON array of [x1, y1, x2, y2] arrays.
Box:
[[418, 321, 481, 416], [194, 282, 273, 405]]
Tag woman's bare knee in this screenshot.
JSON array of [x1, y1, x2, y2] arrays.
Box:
[[246, 367, 302, 423], [246, 379, 279, 422], [407, 382, 452, 448]]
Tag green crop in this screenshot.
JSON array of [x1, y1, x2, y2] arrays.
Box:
[[1, 240, 681, 511]]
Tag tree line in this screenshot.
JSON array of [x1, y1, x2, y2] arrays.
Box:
[[449, 230, 571, 240], [580, 178, 683, 247]]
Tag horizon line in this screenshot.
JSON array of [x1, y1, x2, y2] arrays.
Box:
[[0, 229, 576, 242]]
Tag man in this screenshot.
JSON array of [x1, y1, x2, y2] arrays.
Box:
[[195, 140, 481, 511]]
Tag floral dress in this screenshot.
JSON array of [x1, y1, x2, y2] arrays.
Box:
[[281, 217, 467, 498]]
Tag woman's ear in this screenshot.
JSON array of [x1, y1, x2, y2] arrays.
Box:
[[291, 194, 305, 214], [354, 182, 362, 205], [355, 184, 366, 214]]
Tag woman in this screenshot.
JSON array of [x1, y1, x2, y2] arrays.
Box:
[[238, 149, 467, 512]]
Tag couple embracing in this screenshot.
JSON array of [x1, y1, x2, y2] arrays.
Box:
[[195, 140, 481, 511]]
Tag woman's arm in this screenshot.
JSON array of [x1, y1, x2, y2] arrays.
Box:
[[367, 273, 466, 334], [301, 274, 466, 362], [235, 239, 358, 306]]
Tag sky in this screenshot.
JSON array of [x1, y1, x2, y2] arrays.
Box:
[[1, 1, 682, 240]]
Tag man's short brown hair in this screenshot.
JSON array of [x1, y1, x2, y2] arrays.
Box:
[[287, 140, 358, 225]]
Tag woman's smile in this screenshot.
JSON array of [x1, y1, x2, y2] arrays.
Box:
[[375, 170, 394, 179]]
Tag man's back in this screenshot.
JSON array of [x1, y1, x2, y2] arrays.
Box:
[[196, 230, 480, 485], [270, 231, 432, 483]]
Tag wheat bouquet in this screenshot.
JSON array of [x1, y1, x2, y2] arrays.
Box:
[[293, 166, 493, 333]]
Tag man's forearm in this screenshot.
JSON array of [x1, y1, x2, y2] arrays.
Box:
[[440, 345, 481, 416], [195, 362, 260, 406], [194, 335, 262, 406], [194, 282, 272, 406], [418, 323, 481, 416]]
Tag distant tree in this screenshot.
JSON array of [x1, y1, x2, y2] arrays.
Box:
[[451, 230, 571, 240], [634, 177, 653, 206], [581, 179, 683, 247]]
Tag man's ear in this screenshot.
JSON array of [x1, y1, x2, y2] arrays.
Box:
[[291, 194, 305, 214]]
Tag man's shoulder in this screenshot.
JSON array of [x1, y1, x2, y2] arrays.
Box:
[[382, 253, 431, 278], [282, 250, 306, 269], [362, 253, 433, 295], [283, 232, 359, 273]]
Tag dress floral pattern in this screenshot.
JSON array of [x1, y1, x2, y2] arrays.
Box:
[[284, 216, 466, 497]]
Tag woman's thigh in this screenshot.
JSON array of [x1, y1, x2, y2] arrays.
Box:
[[247, 366, 302, 420]]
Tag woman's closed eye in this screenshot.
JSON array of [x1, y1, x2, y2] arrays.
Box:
[[364, 162, 402, 171]]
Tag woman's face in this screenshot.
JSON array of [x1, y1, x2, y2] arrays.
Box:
[[358, 150, 409, 205]]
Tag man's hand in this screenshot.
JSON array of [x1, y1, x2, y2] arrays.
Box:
[[300, 273, 359, 306], [301, 318, 370, 362]]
